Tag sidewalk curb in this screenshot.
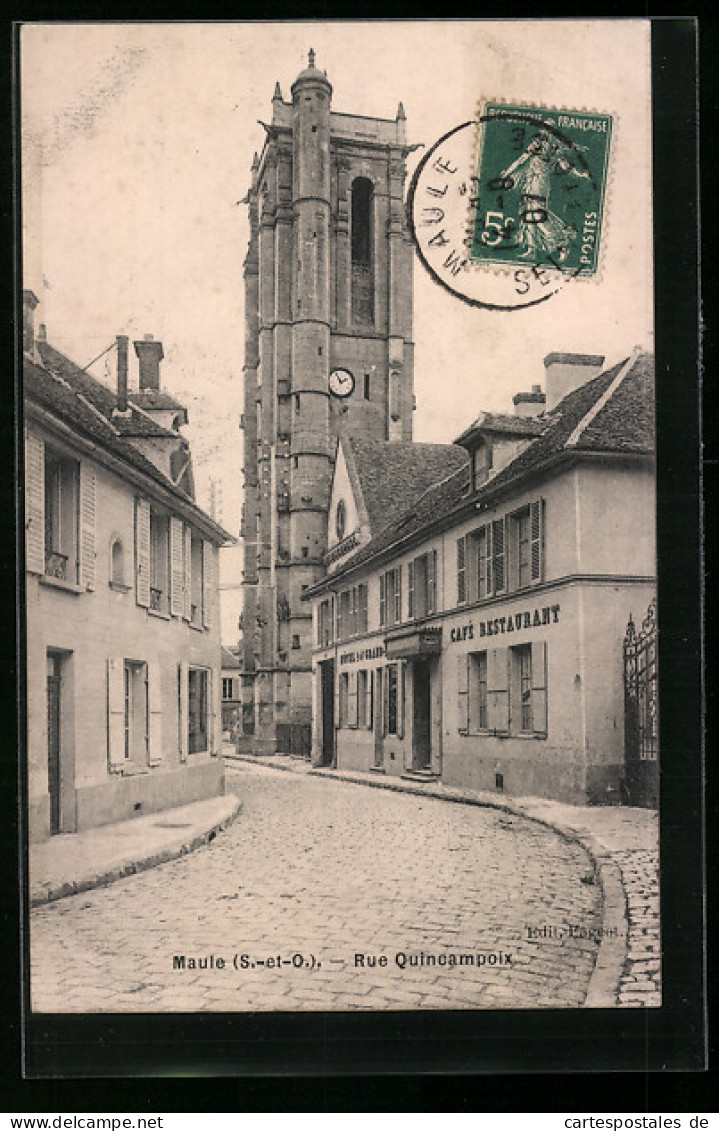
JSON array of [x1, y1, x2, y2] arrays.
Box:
[[30, 795, 243, 908], [227, 755, 627, 1006]]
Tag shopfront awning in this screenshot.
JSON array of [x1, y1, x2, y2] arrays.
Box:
[[385, 626, 442, 660]]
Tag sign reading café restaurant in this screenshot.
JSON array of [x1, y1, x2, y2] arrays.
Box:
[[449, 603, 561, 643]]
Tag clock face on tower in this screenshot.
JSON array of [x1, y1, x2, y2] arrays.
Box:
[[329, 368, 355, 398]]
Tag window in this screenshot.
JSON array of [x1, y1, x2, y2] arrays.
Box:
[[385, 663, 404, 736], [188, 667, 209, 753], [336, 584, 367, 639], [292, 634, 301, 650], [408, 550, 437, 619], [379, 567, 402, 627], [44, 448, 79, 583], [318, 597, 334, 648], [357, 669, 372, 729], [469, 651, 488, 731], [124, 661, 149, 764], [110, 537, 125, 587], [339, 672, 349, 728], [509, 642, 547, 736], [357, 583, 368, 633], [149, 510, 169, 612], [335, 499, 347, 540], [458, 500, 545, 606], [222, 677, 235, 700], [364, 373, 371, 400], [190, 533, 203, 626]]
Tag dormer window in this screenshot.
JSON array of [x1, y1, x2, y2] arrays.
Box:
[[472, 443, 492, 490]]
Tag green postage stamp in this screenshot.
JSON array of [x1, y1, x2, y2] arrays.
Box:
[[469, 103, 613, 277]]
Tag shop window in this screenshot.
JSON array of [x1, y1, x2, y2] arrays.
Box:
[[357, 669, 373, 730], [44, 448, 79, 583], [188, 667, 209, 753], [384, 663, 404, 737], [408, 550, 437, 619], [379, 567, 402, 627]]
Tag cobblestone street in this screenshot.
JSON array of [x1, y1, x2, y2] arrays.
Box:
[[31, 763, 608, 1013]]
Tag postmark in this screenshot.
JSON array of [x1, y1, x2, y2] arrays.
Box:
[[408, 104, 612, 311]]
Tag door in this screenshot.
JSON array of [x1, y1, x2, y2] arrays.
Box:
[[412, 661, 432, 771], [320, 659, 335, 766], [46, 653, 62, 835]]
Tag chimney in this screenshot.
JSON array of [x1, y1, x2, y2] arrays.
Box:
[[134, 334, 164, 391], [513, 383, 546, 418], [23, 290, 39, 358], [543, 353, 605, 411], [116, 335, 129, 412]]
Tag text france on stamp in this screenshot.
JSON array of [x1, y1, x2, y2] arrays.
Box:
[[469, 103, 612, 278]]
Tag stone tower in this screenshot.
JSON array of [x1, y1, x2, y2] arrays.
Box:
[[239, 51, 415, 754]]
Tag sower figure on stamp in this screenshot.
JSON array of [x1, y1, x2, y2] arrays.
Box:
[[499, 119, 590, 262]]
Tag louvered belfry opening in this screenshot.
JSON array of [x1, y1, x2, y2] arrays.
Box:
[[351, 176, 374, 324]]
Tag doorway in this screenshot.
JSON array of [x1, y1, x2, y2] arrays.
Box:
[[319, 659, 335, 766], [412, 661, 432, 771], [46, 653, 62, 834]]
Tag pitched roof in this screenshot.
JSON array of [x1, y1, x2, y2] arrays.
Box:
[[24, 345, 232, 544], [347, 436, 468, 536], [309, 351, 654, 589], [221, 647, 242, 669], [454, 411, 546, 444], [37, 341, 179, 439]]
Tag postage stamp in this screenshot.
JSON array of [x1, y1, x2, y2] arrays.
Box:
[[468, 103, 613, 278], [408, 104, 612, 311]]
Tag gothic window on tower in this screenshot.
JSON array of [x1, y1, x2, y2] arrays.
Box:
[[351, 177, 374, 325]]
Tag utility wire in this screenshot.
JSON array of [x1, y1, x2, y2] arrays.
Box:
[[81, 339, 118, 372]]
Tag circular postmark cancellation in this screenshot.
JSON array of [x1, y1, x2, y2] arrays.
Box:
[[408, 103, 613, 311]]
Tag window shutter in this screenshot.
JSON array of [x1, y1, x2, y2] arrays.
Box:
[[408, 560, 415, 619], [530, 498, 545, 584], [183, 525, 192, 620], [395, 568, 402, 624], [382, 666, 389, 736], [178, 660, 188, 761], [367, 670, 374, 730], [148, 661, 164, 765], [379, 573, 386, 626], [492, 518, 506, 593], [457, 536, 466, 605], [397, 663, 405, 740], [25, 430, 45, 575], [135, 498, 151, 607], [358, 584, 368, 633], [202, 540, 213, 628], [170, 517, 184, 616], [349, 670, 358, 728], [531, 640, 548, 735], [107, 658, 126, 769], [487, 647, 510, 734], [209, 669, 218, 755], [428, 550, 437, 613], [457, 653, 469, 733], [485, 522, 493, 595], [79, 462, 96, 590]]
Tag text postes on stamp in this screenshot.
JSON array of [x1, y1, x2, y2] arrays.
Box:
[[408, 104, 612, 311]]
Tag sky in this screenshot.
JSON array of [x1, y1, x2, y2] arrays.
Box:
[[21, 20, 653, 641]]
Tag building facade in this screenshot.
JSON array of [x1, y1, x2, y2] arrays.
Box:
[[239, 52, 415, 755], [23, 295, 231, 842], [307, 351, 657, 806]]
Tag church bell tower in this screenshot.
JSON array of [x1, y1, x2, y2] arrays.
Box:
[[239, 51, 415, 754]]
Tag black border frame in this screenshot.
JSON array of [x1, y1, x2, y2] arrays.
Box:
[[5, 14, 706, 1099]]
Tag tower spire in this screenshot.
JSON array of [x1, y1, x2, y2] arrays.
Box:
[[308, 47, 316, 68]]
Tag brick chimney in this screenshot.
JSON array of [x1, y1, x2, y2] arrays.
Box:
[[134, 334, 164, 391], [23, 290, 39, 359], [513, 383, 546, 418], [543, 353, 605, 411]]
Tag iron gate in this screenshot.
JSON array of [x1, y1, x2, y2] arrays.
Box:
[[623, 597, 659, 808]]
